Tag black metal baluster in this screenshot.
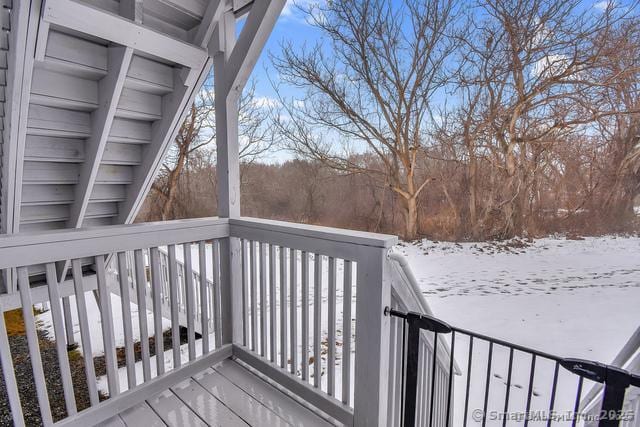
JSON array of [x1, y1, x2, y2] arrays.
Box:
[[463, 336, 474, 427], [482, 342, 493, 427], [386, 307, 638, 427], [571, 376, 584, 427], [524, 354, 537, 427], [598, 365, 634, 427], [401, 319, 407, 426], [546, 361, 560, 427], [445, 331, 456, 427], [403, 316, 421, 427], [502, 348, 514, 427]]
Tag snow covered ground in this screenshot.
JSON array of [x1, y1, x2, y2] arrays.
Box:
[[396, 235, 640, 426], [397, 235, 640, 361]]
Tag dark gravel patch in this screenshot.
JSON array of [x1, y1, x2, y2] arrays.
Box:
[[0, 325, 190, 426], [0, 330, 101, 426]]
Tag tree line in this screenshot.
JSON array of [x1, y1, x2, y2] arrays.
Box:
[[140, 0, 640, 241]]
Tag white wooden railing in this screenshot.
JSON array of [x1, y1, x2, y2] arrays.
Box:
[[0, 218, 231, 427], [228, 217, 398, 426], [386, 251, 458, 427], [0, 216, 456, 427], [109, 244, 219, 335]]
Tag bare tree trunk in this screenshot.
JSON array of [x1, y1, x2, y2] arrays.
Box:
[[161, 146, 189, 220], [402, 196, 419, 240], [468, 155, 479, 239]]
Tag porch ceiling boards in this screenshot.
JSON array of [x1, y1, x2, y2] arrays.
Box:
[[0, 0, 267, 235]]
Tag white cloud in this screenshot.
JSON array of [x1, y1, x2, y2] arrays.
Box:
[[280, 0, 324, 24], [533, 54, 569, 79], [252, 96, 280, 109], [594, 0, 614, 11]]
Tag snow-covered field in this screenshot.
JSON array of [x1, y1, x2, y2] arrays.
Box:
[[396, 235, 640, 426], [397, 236, 640, 361]]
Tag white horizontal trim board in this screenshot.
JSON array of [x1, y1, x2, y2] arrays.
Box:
[[24, 135, 85, 163], [231, 217, 397, 248], [23, 161, 79, 184], [90, 184, 127, 202], [85, 201, 118, 218], [126, 55, 174, 93], [102, 143, 142, 165], [45, 30, 108, 72], [21, 204, 69, 224], [21, 184, 75, 205], [96, 165, 134, 184], [110, 118, 152, 144], [116, 88, 163, 120], [31, 66, 99, 110], [43, 0, 209, 70], [27, 105, 91, 138], [18, 221, 67, 233], [0, 217, 229, 268], [230, 217, 397, 263]]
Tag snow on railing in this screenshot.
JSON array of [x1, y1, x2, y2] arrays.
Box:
[[387, 250, 458, 426], [581, 326, 640, 426]]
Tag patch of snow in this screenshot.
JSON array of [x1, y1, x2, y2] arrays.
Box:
[[97, 337, 210, 395], [37, 293, 171, 357]]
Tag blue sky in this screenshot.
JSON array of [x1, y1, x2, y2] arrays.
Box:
[[248, 1, 321, 113], [236, 0, 631, 162]]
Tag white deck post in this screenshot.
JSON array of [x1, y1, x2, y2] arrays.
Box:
[[214, 6, 240, 346], [213, 0, 286, 345], [353, 247, 392, 426]]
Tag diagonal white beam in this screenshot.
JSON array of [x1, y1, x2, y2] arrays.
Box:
[[118, 0, 227, 223], [119, 0, 144, 23], [118, 61, 213, 224], [68, 47, 134, 228], [42, 0, 208, 70], [214, 0, 286, 219], [7, 0, 43, 237], [179, 0, 224, 86], [191, 0, 225, 48], [223, 0, 286, 95], [1, 0, 37, 293], [1, 0, 32, 236]]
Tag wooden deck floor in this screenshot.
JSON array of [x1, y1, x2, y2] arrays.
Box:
[[97, 359, 336, 427]]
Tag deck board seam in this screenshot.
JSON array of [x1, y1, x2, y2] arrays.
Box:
[[183, 375, 252, 427], [167, 387, 214, 427], [212, 362, 333, 426], [192, 367, 294, 427], [138, 401, 168, 427], [189, 373, 258, 426]]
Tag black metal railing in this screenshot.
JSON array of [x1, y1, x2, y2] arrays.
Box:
[[385, 307, 640, 427]]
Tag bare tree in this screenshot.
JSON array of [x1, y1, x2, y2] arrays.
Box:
[[590, 17, 640, 225], [149, 79, 274, 220], [453, 0, 629, 237], [271, 0, 461, 239]]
